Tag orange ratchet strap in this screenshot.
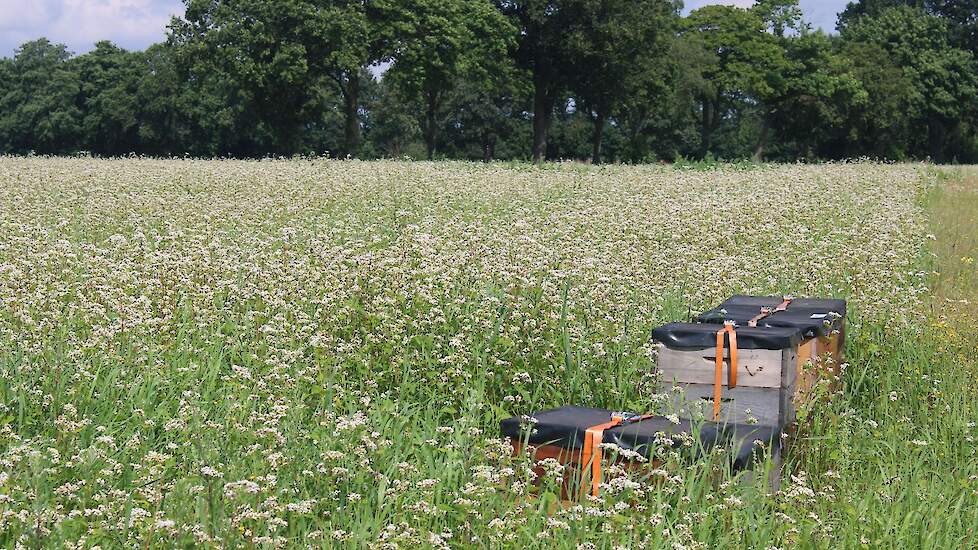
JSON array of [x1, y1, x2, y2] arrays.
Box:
[[581, 413, 653, 497], [747, 296, 793, 327], [713, 321, 739, 421]]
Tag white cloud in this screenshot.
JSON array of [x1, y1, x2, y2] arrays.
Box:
[[1, 0, 184, 57], [0, 1, 50, 29], [683, 0, 845, 32]]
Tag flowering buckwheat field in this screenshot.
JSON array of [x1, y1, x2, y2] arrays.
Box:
[[1, 157, 976, 548]]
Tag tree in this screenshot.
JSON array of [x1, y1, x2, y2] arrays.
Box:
[[170, 1, 316, 154], [681, 5, 787, 159], [0, 58, 11, 114], [839, 40, 915, 159], [838, 0, 977, 53], [442, 59, 529, 162], [0, 2, 975, 163], [0, 39, 82, 154], [753, 0, 806, 37], [749, 0, 805, 160], [319, 1, 401, 157], [837, 0, 924, 30], [565, 0, 678, 163], [366, 77, 422, 158], [614, 35, 709, 162], [386, 0, 516, 160], [170, 0, 397, 156], [495, 1, 579, 163], [163, 30, 266, 157], [842, 6, 978, 160], [765, 32, 867, 160], [928, 0, 978, 54], [132, 43, 196, 156], [74, 42, 144, 155]]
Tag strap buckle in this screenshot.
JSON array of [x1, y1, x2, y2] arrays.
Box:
[[611, 412, 646, 425]]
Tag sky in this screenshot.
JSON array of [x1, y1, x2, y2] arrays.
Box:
[[0, 0, 851, 59], [683, 0, 847, 31]]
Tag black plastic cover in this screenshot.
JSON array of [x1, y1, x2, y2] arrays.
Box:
[[652, 322, 802, 351], [607, 416, 779, 470], [500, 406, 779, 470], [499, 405, 615, 450], [697, 295, 846, 339]]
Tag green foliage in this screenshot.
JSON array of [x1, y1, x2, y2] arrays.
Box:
[[682, 5, 789, 158], [440, 71, 531, 161], [752, 0, 805, 36], [766, 32, 867, 159], [74, 42, 144, 156], [563, 0, 678, 163], [0, 39, 82, 154], [683, 6, 786, 104], [365, 78, 424, 158], [494, 0, 585, 162], [842, 6, 978, 160], [839, 1, 978, 58], [0, 0, 976, 162], [385, 0, 516, 159], [169, 0, 345, 154]]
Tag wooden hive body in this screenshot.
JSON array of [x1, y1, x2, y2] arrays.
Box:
[[655, 343, 798, 430]]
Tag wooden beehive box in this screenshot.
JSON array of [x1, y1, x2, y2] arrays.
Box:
[[696, 296, 847, 402], [500, 405, 782, 497], [651, 322, 802, 430]]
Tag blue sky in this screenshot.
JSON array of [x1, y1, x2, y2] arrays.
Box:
[[0, 0, 184, 57], [683, 0, 847, 32], [0, 0, 850, 59]]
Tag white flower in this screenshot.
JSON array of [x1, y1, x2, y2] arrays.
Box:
[[200, 466, 223, 479]]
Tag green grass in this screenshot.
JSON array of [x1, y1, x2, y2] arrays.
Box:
[[0, 159, 976, 548]]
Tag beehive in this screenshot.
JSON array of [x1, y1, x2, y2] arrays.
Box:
[[500, 406, 780, 497], [499, 296, 846, 496], [652, 322, 802, 429], [695, 296, 846, 401]]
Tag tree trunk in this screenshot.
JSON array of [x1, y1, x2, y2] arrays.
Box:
[[625, 108, 649, 163], [424, 91, 439, 161], [700, 99, 714, 159], [424, 118, 436, 160], [532, 71, 554, 164], [591, 112, 606, 164], [928, 117, 945, 163], [421, 93, 437, 160], [482, 129, 495, 163], [342, 73, 360, 158], [753, 113, 770, 162]]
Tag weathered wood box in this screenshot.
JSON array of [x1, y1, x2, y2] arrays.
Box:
[[646, 296, 845, 484], [652, 322, 803, 429], [695, 295, 847, 401]]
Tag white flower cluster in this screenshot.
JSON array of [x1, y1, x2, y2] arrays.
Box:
[[0, 157, 932, 546]]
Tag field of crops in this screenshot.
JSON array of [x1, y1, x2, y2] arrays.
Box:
[[1, 158, 976, 548]]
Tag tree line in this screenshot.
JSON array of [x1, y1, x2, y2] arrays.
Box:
[[1, 0, 976, 163]]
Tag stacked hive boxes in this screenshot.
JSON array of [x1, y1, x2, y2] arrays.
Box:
[[500, 295, 846, 496], [695, 295, 846, 402]]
